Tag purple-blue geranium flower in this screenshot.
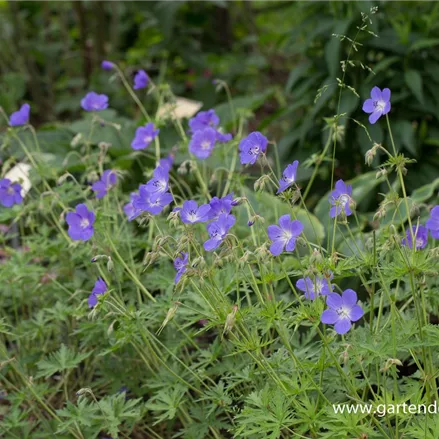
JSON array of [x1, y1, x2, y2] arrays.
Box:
[[134, 187, 173, 215], [91, 170, 117, 199], [88, 277, 107, 308], [204, 213, 236, 251], [189, 127, 217, 159], [402, 225, 428, 250], [189, 109, 220, 133], [66, 203, 95, 241], [81, 92, 109, 112], [9, 104, 30, 127], [144, 166, 169, 202], [160, 154, 175, 172], [0, 179, 23, 207], [123, 193, 142, 221], [239, 132, 268, 165], [277, 161, 299, 194], [329, 179, 353, 218], [426, 206, 439, 239], [267, 214, 303, 256], [131, 123, 159, 150], [321, 289, 364, 334], [296, 276, 331, 300], [208, 193, 234, 220], [179, 200, 211, 224], [362, 87, 391, 124], [101, 60, 114, 70], [174, 252, 189, 284], [133, 70, 149, 90]]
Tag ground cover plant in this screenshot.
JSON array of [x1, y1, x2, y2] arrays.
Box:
[[2, 7, 439, 439]]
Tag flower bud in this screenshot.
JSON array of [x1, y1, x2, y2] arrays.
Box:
[[309, 249, 323, 264], [232, 197, 246, 206], [223, 304, 238, 337], [107, 256, 114, 272], [70, 133, 82, 148], [157, 302, 181, 335]]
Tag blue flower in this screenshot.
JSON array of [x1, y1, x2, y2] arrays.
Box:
[[81, 92, 109, 112], [101, 60, 114, 70], [189, 127, 217, 159], [426, 206, 439, 239], [0, 179, 23, 207], [174, 252, 189, 284], [88, 277, 107, 308], [123, 193, 142, 221], [134, 187, 173, 215], [267, 214, 303, 256], [277, 161, 299, 194], [131, 123, 159, 150], [239, 132, 267, 165], [321, 289, 364, 334], [66, 204, 95, 241], [208, 193, 234, 220], [204, 214, 236, 251], [329, 179, 353, 218], [189, 109, 220, 133], [362, 87, 391, 124], [9, 104, 30, 126], [179, 200, 211, 224], [91, 170, 117, 199], [402, 225, 428, 250], [133, 70, 149, 90], [144, 166, 169, 202], [296, 276, 331, 300]]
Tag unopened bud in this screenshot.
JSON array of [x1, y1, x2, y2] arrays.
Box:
[[232, 197, 246, 206], [376, 168, 387, 179], [71, 133, 82, 148], [380, 358, 403, 373], [254, 175, 269, 192], [223, 304, 238, 337], [157, 302, 181, 335], [107, 256, 114, 272], [310, 249, 323, 264]]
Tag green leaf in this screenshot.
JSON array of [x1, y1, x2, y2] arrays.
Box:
[[404, 70, 424, 105], [36, 344, 91, 378]]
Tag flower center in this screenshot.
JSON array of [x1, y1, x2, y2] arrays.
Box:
[[373, 100, 386, 112], [416, 238, 424, 248], [282, 230, 293, 241], [250, 146, 260, 155], [144, 135, 152, 144], [339, 194, 349, 205], [201, 140, 211, 150], [80, 218, 90, 229], [7, 186, 14, 195], [336, 306, 350, 319]]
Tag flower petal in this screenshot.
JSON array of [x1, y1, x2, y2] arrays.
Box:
[[321, 309, 339, 325], [381, 88, 391, 102], [269, 239, 285, 256], [342, 289, 357, 308], [349, 305, 364, 322], [369, 111, 382, 124], [334, 318, 352, 335], [362, 98, 375, 113], [326, 292, 343, 310], [371, 86, 382, 101]]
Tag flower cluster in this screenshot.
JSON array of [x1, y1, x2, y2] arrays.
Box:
[[188, 109, 232, 159]]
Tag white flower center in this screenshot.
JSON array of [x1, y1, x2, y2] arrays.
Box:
[[250, 146, 260, 155], [7, 187, 14, 195], [339, 194, 349, 205], [144, 135, 152, 144], [282, 230, 293, 241], [80, 218, 90, 229], [374, 100, 386, 112], [416, 238, 424, 248], [336, 306, 350, 319], [314, 281, 323, 294], [201, 141, 211, 150]]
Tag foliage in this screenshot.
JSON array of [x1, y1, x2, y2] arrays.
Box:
[[1, 4, 439, 439]]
